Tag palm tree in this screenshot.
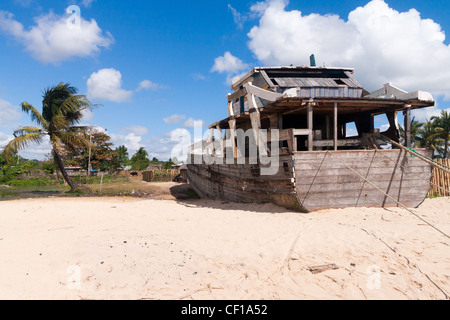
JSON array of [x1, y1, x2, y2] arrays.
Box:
[[431, 110, 450, 159], [417, 120, 444, 156], [3, 83, 95, 190], [399, 116, 424, 148]]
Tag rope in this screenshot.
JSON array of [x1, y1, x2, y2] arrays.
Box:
[[373, 147, 450, 196], [380, 136, 450, 174], [329, 152, 450, 240]]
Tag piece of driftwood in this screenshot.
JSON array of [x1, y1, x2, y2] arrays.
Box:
[[308, 264, 339, 274]]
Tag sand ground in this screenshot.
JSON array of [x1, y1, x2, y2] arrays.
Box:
[[0, 195, 449, 300]]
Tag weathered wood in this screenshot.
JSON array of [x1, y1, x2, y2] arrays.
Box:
[[334, 103, 338, 150], [313, 139, 361, 148], [308, 264, 339, 274], [404, 105, 412, 148], [307, 103, 313, 151]]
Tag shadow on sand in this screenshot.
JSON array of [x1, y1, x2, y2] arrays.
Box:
[[169, 184, 295, 214]]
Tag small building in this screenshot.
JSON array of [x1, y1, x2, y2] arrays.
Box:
[[146, 164, 163, 171]]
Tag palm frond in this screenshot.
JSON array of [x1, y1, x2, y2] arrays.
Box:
[[57, 130, 95, 151], [13, 126, 46, 137], [21, 102, 48, 129], [49, 114, 70, 132], [3, 133, 45, 161]]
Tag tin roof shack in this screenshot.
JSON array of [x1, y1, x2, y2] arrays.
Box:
[[188, 66, 436, 212]]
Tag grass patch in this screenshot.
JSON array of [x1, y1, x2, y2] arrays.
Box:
[[6, 177, 57, 187]]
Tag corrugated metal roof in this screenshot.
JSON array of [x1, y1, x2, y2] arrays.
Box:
[[274, 77, 362, 88]]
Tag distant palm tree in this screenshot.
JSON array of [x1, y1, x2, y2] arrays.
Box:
[[431, 110, 450, 159], [399, 116, 424, 148], [417, 120, 444, 156], [3, 83, 95, 190]]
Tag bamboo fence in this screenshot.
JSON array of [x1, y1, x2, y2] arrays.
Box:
[[143, 169, 180, 182], [428, 159, 450, 197]]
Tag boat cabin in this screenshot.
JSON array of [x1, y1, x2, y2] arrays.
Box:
[[208, 66, 435, 157]]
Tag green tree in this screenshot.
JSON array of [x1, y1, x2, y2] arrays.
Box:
[[163, 158, 175, 169], [417, 120, 444, 156], [130, 147, 150, 170], [431, 110, 450, 159], [111, 145, 129, 170], [63, 130, 117, 172], [3, 83, 95, 190], [399, 117, 424, 148]]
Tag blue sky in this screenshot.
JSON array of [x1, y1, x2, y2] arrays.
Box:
[[1, 0, 450, 160]]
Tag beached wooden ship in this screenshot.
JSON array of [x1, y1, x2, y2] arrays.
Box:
[[187, 64, 435, 212]]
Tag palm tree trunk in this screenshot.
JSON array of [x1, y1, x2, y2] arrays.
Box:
[[444, 139, 449, 159], [52, 147, 79, 190]]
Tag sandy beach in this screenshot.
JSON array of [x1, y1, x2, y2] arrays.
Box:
[[0, 196, 448, 300]]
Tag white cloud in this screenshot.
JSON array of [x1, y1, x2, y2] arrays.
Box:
[[0, 132, 13, 149], [163, 114, 186, 125], [19, 135, 52, 160], [228, 4, 246, 30], [211, 51, 249, 74], [120, 126, 149, 136], [211, 52, 250, 85], [247, 0, 450, 99], [412, 106, 450, 122], [0, 10, 113, 65], [80, 0, 96, 8], [136, 80, 167, 92], [0, 99, 22, 128], [80, 109, 95, 122], [184, 118, 206, 129], [110, 132, 144, 155], [87, 68, 133, 103]]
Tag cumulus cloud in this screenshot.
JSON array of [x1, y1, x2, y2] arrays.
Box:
[[136, 80, 167, 92], [0, 99, 22, 127], [211, 52, 250, 85], [110, 132, 144, 154], [247, 0, 450, 99], [87, 68, 133, 103], [0, 10, 113, 65], [163, 114, 186, 125]]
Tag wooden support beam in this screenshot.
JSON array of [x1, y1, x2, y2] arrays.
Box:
[[228, 119, 238, 159], [216, 124, 225, 156], [404, 105, 412, 148], [307, 102, 313, 151], [209, 128, 216, 157], [334, 103, 338, 151]]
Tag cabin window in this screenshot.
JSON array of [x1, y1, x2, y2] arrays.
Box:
[[345, 122, 359, 138], [334, 79, 346, 86], [374, 114, 390, 132]]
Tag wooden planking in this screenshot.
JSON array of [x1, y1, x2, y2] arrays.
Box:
[[187, 155, 307, 212], [294, 149, 432, 210]]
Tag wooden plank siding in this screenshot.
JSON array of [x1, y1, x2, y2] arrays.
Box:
[[187, 155, 307, 212], [293, 149, 433, 210]]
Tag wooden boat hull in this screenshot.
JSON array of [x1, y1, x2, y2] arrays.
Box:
[[187, 149, 433, 212]]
